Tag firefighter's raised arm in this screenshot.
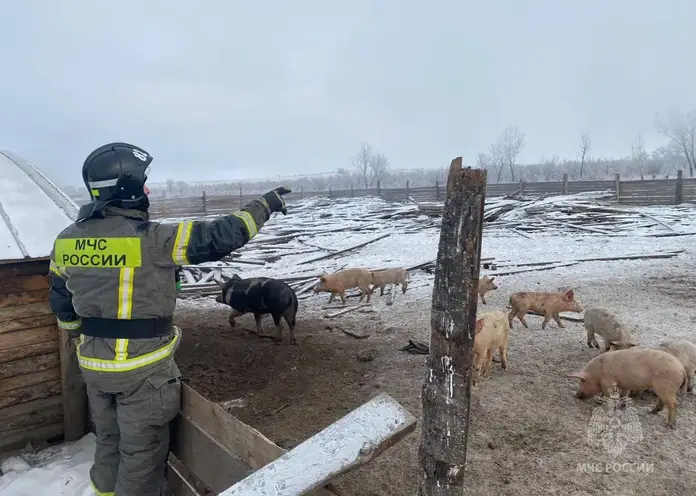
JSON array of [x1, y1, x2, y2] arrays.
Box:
[[149, 186, 291, 267]]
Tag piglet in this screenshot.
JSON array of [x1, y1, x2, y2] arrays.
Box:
[[508, 289, 583, 330], [472, 310, 510, 385], [216, 275, 299, 344], [477, 275, 498, 304], [567, 348, 687, 429], [658, 340, 696, 393], [313, 268, 373, 305], [370, 267, 409, 296], [583, 307, 637, 352]]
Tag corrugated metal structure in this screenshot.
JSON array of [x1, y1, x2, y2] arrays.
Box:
[[0, 151, 87, 454], [0, 151, 78, 263]]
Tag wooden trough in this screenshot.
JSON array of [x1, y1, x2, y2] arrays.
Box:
[[168, 384, 416, 495]]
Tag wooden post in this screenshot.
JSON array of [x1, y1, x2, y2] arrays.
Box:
[[562, 173, 569, 195], [377, 180, 381, 197], [59, 332, 88, 441], [239, 186, 243, 209], [202, 190, 207, 216], [676, 169, 683, 204], [435, 181, 440, 201], [519, 179, 525, 195], [614, 173, 620, 203], [417, 157, 486, 495]]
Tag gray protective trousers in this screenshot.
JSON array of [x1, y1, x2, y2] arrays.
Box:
[[82, 358, 182, 496]]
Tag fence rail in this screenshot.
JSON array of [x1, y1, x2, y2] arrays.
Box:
[[68, 172, 696, 220]]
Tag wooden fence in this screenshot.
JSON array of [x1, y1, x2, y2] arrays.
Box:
[[68, 171, 696, 220]]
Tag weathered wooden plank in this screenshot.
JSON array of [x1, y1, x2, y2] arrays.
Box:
[[0, 325, 57, 351], [0, 367, 61, 392], [170, 412, 251, 493], [0, 301, 53, 323], [0, 352, 60, 380], [0, 313, 56, 333], [0, 274, 50, 295], [167, 456, 203, 496], [0, 395, 64, 434], [177, 385, 339, 496], [0, 379, 62, 409], [59, 328, 88, 441], [0, 421, 63, 453], [0, 339, 58, 364], [0, 289, 49, 309], [0, 260, 50, 279], [220, 393, 416, 496], [180, 385, 283, 471]]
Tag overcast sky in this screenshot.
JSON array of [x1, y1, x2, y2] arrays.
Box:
[[1, 0, 694, 187]]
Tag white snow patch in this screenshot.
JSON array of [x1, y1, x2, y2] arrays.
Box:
[[0, 434, 97, 496]]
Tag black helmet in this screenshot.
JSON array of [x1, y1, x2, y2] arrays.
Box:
[[77, 142, 153, 221]]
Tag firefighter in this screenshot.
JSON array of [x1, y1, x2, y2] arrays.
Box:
[[48, 142, 291, 496]]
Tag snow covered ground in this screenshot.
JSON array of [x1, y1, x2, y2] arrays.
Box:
[[0, 434, 96, 496], [3, 195, 695, 495]]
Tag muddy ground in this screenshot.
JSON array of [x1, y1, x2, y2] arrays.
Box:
[[173, 256, 696, 496]]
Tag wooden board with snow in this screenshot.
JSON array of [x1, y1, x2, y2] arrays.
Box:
[[219, 393, 416, 496]]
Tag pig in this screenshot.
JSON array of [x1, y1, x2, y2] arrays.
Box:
[[370, 267, 409, 296], [657, 340, 696, 393], [477, 275, 498, 304], [215, 275, 299, 344], [583, 307, 637, 352], [472, 310, 510, 385], [567, 348, 688, 429], [508, 289, 583, 330], [313, 268, 373, 305]]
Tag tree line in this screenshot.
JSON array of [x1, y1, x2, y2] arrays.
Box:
[[61, 109, 696, 199]]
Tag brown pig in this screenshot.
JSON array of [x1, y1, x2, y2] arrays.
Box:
[[477, 275, 498, 304], [370, 267, 409, 296], [472, 310, 510, 385], [313, 268, 373, 305], [508, 289, 583, 330], [583, 307, 637, 352], [657, 340, 696, 393], [567, 348, 687, 429]]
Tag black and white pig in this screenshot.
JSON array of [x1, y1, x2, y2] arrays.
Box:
[[215, 275, 299, 344]]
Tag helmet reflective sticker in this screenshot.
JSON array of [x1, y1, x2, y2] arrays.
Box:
[[132, 149, 148, 161]]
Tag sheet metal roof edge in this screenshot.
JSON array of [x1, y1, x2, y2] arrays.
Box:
[[0, 150, 79, 222]]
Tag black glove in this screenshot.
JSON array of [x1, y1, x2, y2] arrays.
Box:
[[262, 187, 292, 215]]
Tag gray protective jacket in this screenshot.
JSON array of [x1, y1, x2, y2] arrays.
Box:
[[48, 192, 284, 381]]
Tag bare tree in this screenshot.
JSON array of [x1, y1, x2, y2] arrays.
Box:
[[631, 133, 648, 179], [368, 151, 390, 187], [575, 132, 591, 178], [487, 142, 505, 183], [337, 167, 353, 185], [540, 155, 560, 180], [351, 143, 390, 189], [656, 110, 696, 177], [493, 125, 526, 182], [475, 152, 490, 170], [352, 142, 373, 188]]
